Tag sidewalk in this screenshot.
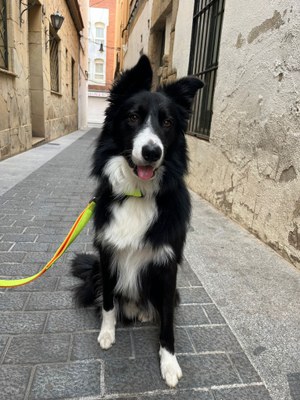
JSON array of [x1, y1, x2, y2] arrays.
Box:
[[0, 129, 299, 400]]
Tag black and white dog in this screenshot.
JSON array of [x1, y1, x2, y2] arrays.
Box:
[[72, 55, 203, 387]]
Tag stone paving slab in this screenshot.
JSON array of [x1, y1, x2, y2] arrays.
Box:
[[0, 129, 274, 399]]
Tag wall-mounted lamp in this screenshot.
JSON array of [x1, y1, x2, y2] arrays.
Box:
[[50, 11, 65, 31], [45, 11, 64, 49], [99, 43, 104, 53]]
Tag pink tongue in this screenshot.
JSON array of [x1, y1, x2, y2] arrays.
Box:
[[137, 166, 154, 180]]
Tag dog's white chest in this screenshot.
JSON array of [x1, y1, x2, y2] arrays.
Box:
[[96, 197, 158, 299], [101, 197, 158, 250]]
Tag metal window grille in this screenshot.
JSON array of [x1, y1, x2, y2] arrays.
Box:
[[50, 29, 59, 92], [0, 0, 8, 70], [188, 0, 225, 139], [71, 58, 75, 98]]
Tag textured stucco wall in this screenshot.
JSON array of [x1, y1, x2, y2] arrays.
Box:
[[123, 0, 153, 69], [172, 0, 194, 77], [186, 0, 300, 268]]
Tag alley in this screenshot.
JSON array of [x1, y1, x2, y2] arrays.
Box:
[[0, 129, 299, 400]]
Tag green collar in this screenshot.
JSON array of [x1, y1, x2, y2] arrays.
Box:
[[124, 189, 143, 198]]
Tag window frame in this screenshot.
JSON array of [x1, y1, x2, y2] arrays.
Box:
[[95, 22, 105, 46], [188, 0, 225, 140], [71, 57, 75, 99], [49, 25, 60, 93], [94, 58, 105, 83], [0, 0, 9, 70]]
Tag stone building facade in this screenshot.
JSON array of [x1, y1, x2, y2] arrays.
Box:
[[0, 0, 87, 160], [118, 0, 300, 269]]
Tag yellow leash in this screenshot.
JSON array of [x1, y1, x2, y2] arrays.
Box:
[[0, 200, 96, 289]]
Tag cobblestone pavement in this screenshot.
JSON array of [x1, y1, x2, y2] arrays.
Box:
[[0, 129, 297, 399]]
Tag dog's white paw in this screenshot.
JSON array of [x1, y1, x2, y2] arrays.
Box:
[[98, 308, 116, 350], [97, 329, 115, 349], [159, 347, 182, 388]]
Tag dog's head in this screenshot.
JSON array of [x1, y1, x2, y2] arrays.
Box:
[[105, 55, 204, 181]]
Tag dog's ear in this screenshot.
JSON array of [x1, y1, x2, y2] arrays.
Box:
[[160, 77, 204, 111], [109, 55, 153, 104]]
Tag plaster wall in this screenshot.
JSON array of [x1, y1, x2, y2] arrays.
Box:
[[123, 0, 153, 69], [78, 0, 89, 130], [88, 8, 109, 86], [186, 0, 300, 268], [172, 0, 194, 77]]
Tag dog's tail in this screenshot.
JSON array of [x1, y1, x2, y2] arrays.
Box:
[[71, 253, 102, 308]]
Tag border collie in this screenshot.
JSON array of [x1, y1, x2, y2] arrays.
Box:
[[71, 55, 203, 388]]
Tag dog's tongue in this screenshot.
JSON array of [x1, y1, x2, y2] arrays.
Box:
[[137, 166, 154, 180]]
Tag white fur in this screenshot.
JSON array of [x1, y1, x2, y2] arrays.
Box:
[[98, 308, 116, 349], [159, 346, 182, 388], [97, 155, 174, 301], [132, 119, 164, 167], [111, 244, 174, 300], [100, 197, 158, 250]]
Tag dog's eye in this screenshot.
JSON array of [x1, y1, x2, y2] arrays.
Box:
[[163, 119, 173, 128], [128, 113, 139, 123]]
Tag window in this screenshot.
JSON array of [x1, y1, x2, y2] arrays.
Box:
[[95, 22, 105, 46], [94, 58, 104, 83], [0, 0, 8, 70], [188, 0, 225, 139], [50, 27, 60, 92], [71, 58, 75, 98]]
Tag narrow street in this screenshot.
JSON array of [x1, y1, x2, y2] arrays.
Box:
[[0, 129, 299, 399]]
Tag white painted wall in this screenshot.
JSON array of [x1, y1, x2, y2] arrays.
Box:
[[185, 0, 300, 269], [123, 0, 153, 69], [88, 7, 109, 85], [172, 0, 194, 77], [78, 0, 89, 129]]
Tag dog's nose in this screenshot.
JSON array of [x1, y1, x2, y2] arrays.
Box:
[[142, 144, 162, 163]]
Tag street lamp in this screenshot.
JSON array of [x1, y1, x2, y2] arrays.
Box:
[[50, 11, 64, 31]]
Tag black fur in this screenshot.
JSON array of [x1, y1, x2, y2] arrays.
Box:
[[71, 55, 203, 384]]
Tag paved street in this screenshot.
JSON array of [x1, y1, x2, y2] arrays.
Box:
[[0, 129, 299, 400]]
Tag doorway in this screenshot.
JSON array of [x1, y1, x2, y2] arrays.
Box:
[[28, 2, 45, 145]]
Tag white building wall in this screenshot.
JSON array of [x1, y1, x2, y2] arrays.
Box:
[[184, 0, 300, 268], [123, 0, 153, 69], [172, 0, 194, 77], [88, 7, 109, 86], [88, 7, 109, 125], [78, 0, 89, 130]]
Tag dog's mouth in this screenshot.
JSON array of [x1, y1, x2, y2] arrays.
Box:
[[135, 165, 155, 180], [127, 158, 156, 181]]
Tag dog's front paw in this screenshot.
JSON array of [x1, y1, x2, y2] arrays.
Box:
[[97, 329, 115, 349], [98, 308, 116, 350], [159, 347, 182, 388]]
